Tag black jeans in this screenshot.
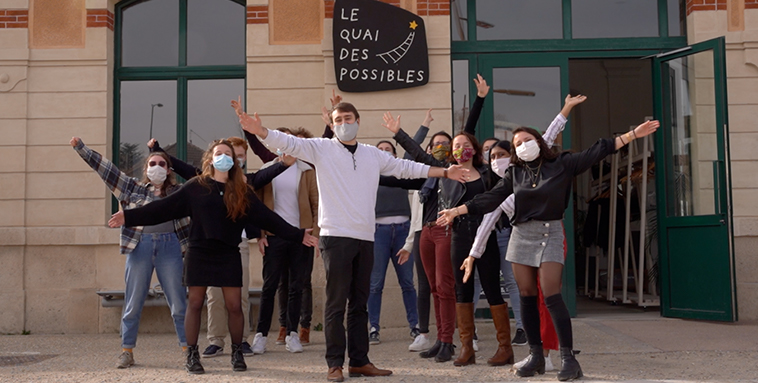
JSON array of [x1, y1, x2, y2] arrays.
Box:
[[321, 236, 373, 368], [277, 246, 314, 329], [412, 230, 431, 333], [256, 235, 308, 335], [450, 215, 505, 305]]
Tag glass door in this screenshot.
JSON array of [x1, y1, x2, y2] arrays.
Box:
[[477, 54, 577, 314], [652, 37, 736, 321]]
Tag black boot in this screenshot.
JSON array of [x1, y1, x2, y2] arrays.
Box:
[[557, 347, 582, 381], [515, 344, 545, 377], [419, 339, 441, 359], [231, 343, 247, 372], [185, 345, 204, 374], [434, 342, 454, 363]]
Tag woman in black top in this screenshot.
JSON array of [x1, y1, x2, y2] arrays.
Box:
[[109, 140, 318, 374], [438, 120, 659, 381]]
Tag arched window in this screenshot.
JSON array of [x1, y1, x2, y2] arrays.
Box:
[[114, 0, 246, 178]]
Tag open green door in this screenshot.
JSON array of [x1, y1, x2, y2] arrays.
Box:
[[652, 37, 736, 321]]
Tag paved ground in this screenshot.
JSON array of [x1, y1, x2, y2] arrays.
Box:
[[2, 299, 757, 382]]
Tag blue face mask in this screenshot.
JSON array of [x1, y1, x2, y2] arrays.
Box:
[[212, 153, 234, 172]]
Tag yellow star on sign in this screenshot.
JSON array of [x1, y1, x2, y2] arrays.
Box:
[[409, 20, 418, 30]]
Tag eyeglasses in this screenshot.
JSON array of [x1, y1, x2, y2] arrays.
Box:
[[433, 141, 450, 147], [149, 161, 167, 167]]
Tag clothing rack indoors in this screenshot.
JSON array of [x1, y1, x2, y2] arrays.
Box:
[[584, 131, 659, 308]]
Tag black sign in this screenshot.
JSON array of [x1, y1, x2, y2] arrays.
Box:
[[333, 0, 429, 92]]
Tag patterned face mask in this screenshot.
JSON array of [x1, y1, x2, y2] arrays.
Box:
[[453, 147, 475, 164], [432, 144, 451, 161]]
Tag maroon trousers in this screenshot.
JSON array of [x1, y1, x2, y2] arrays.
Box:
[[418, 224, 456, 343]]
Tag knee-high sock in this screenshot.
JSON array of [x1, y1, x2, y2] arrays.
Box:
[[544, 293, 573, 350], [520, 295, 541, 346]]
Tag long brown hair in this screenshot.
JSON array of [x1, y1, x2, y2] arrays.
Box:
[[453, 131, 484, 168], [198, 140, 250, 221], [140, 152, 177, 197], [510, 127, 559, 167]]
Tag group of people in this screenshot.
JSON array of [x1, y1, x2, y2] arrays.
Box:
[[73, 75, 658, 382]]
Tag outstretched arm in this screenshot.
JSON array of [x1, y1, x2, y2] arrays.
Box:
[[112, 181, 192, 227], [71, 137, 139, 201], [383, 112, 445, 167]]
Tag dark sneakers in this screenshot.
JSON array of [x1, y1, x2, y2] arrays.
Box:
[[201, 344, 223, 358], [511, 328, 527, 346], [231, 343, 247, 372], [369, 328, 380, 345], [240, 341, 254, 356], [185, 345, 205, 374]]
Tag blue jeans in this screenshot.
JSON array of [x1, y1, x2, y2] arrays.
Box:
[[473, 227, 522, 329], [368, 221, 418, 330], [121, 233, 187, 348]]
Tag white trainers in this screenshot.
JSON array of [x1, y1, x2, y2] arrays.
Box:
[[545, 354, 555, 371], [408, 333, 431, 352], [285, 331, 303, 353], [252, 332, 267, 354], [514, 355, 529, 369], [472, 339, 479, 351]]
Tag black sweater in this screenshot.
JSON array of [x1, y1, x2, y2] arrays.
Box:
[[124, 177, 304, 252], [466, 138, 617, 224]]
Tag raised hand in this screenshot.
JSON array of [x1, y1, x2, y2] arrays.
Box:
[[70, 137, 81, 147], [258, 237, 268, 256], [474, 73, 490, 98], [564, 94, 587, 107], [231, 96, 244, 116], [396, 249, 411, 265], [238, 111, 263, 136], [330, 89, 343, 107], [147, 138, 158, 149], [633, 119, 660, 139], [422, 108, 434, 127], [381, 112, 401, 134], [302, 228, 318, 247], [321, 106, 333, 127], [446, 164, 470, 183], [461, 256, 475, 283], [108, 210, 125, 228]]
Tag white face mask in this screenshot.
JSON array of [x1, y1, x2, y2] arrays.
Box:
[[334, 121, 359, 142], [516, 140, 540, 162], [237, 157, 246, 169], [491, 157, 511, 178], [146, 165, 167, 184], [381, 149, 394, 158]]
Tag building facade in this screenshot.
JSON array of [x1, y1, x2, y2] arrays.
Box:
[[0, 0, 756, 334]]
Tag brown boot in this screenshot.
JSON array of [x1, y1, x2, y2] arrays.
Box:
[[453, 302, 476, 366], [275, 326, 287, 345], [299, 326, 310, 345], [487, 303, 515, 366]]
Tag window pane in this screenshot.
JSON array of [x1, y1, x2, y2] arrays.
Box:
[[665, 51, 717, 217], [119, 81, 177, 178], [451, 0, 468, 41], [121, 0, 179, 67], [477, 0, 562, 41], [491, 67, 561, 142], [187, 79, 246, 169], [452, 60, 470, 134], [668, 0, 685, 37], [187, 0, 246, 66], [572, 0, 658, 38]]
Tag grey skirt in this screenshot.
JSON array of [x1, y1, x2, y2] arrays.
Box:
[[505, 219, 564, 267]]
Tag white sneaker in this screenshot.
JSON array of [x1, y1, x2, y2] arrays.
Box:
[[472, 339, 479, 352], [514, 355, 529, 369], [285, 331, 303, 353], [252, 332, 267, 354], [408, 333, 431, 352], [545, 355, 555, 371]]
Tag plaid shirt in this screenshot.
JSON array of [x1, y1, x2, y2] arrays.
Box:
[[74, 141, 190, 255]]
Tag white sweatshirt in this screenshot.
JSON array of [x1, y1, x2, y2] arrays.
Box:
[[262, 129, 431, 242]]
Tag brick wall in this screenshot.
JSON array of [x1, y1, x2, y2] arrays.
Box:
[[247, 5, 268, 24], [0, 9, 28, 28], [325, 0, 448, 19], [86, 9, 114, 30], [687, 0, 757, 15]]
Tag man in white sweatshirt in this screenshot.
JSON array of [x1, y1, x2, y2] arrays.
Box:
[[237, 102, 468, 382]]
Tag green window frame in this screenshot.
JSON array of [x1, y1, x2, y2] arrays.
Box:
[[112, 0, 246, 211]]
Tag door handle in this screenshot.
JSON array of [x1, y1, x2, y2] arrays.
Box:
[[720, 219, 726, 225]]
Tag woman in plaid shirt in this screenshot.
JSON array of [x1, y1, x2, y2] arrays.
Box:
[[71, 137, 190, 370]]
